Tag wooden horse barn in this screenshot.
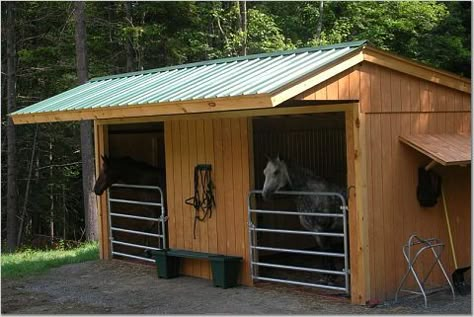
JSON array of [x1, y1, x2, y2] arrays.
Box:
[[11, 40, 471, 304]]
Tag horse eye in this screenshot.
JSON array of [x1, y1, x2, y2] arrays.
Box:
[[274, 170, 280, 176]]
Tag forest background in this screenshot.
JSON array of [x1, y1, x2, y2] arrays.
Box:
[[1, 1, 471, 250]]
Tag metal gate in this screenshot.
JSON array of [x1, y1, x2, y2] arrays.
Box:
[[248, 190, 349, 293], [107, 184, 167, 263]]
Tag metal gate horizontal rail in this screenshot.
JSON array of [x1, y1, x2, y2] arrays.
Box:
[[251, 245, 345, 257], [112, 240, 161, 250], [252, 227, 344, 237], [112, 251, 156, 263], [248, 189, 349, 294], [111, 227, 163, 237], [256, 276, 347, 291], [254, 261, 346, 275], [250, 209, 344, 217], [108, 183, 167, 263], [110, 212, 163, 222], [109, 198, 163, 207]]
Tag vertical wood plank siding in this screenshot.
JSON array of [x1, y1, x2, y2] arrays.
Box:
[[164, 118, 252, 285], [296, 63, 471, 301]]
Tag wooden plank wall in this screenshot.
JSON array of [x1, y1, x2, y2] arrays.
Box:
[[296, 63, 471, 301], [164, 117, 252, 286]]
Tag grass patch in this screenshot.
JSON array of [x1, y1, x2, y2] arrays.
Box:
[[1, 241, 99, 279]]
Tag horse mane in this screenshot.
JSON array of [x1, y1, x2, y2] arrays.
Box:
[[282, 160, 328, 191], [112, 156, 164, 171], [109, 156, 166, 187]]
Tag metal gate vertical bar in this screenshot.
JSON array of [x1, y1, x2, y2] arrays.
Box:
[[341, 196, 349, 293], [107, 189, 113, 259], [247, 189, 350, 294], [157, 186, 167, 250], [247, 199, 256, 282], [107, 183, 167, 262]]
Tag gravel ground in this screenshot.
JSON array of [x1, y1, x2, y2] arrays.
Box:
[[1, 260, 471, 314]]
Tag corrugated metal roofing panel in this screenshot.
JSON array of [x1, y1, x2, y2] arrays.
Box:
[[11, 40, 367, 116]]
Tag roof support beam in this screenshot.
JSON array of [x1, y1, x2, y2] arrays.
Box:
[[96, 102, 357, 125], [11, 94, 274, 125], [424, 160, 438, 171]]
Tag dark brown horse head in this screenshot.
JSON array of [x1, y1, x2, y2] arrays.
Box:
[[94, 155, 122, 195], [94, 155, 166, 196]]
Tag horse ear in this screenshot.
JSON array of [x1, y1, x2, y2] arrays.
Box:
[[276, 153, 281, 162]]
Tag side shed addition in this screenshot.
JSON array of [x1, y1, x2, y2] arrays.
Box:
[[10, 40, 471, 304]]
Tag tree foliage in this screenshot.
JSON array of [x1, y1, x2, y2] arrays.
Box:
[[1, 1, 471, 247]]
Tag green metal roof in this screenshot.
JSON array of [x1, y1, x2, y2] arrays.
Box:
[[11, 40, 367, 117]]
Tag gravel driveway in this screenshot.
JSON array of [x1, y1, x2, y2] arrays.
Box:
[[1, 260, 471, 314]]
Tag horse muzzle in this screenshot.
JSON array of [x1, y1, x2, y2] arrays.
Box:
[[93, 184, 105, 196], [262, 190, 274, 201]]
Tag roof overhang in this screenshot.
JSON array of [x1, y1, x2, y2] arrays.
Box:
[[399, 133, 471, 167], [10, 47, 366, 125], [11, 93, 274, 124], [9, 42, 471, 125]]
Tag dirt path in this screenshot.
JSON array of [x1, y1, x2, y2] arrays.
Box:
[[1, 260, 470, 314]]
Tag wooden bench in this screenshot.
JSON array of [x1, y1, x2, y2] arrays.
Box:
[[149, 248, 242, 288]]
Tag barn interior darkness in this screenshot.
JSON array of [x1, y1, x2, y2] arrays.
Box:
[[251, 111, 349, 289], [107, 122, 166, 261]]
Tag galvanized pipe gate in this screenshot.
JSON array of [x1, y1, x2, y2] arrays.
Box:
[[107, 184, 167, 263], [248, 190, 350, 293]]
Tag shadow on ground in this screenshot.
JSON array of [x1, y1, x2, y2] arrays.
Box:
[[1, 260, 471, 314]]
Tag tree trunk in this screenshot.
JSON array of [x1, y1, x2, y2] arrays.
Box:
[[49, 140, 54, 240], [239, 1, 247, 56], [6, 1, 18, 252], [17, 126, 39, 245], [315, 1, 324, 44], [124, 2, 135, 72], [74, 1, 98, 241]]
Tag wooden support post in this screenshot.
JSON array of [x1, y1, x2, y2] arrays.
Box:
[[349, 103, 370, 304], [94, 121, 110, 259]]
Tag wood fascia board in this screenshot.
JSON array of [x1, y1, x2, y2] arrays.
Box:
[[270, 49, 364, 106], [10, 94, 274, 125], [97, 103, 357, 125], [364, 47, 471, 94]]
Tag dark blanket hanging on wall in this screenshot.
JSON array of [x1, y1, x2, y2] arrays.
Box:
[[417, 167, 442, 207]]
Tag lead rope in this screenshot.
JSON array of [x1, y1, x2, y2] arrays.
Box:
[[185, 165, 216, 239]]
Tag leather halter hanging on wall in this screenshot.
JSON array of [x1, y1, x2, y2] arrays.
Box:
[[185, 164, 216, 239]]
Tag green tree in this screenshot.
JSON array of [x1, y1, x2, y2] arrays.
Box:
[[2, 1, 470, 249]]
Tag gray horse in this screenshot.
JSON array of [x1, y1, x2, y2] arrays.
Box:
[[262, 156, 346, 281]]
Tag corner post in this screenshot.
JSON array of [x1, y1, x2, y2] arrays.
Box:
[[94, 121, 110, 259]]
